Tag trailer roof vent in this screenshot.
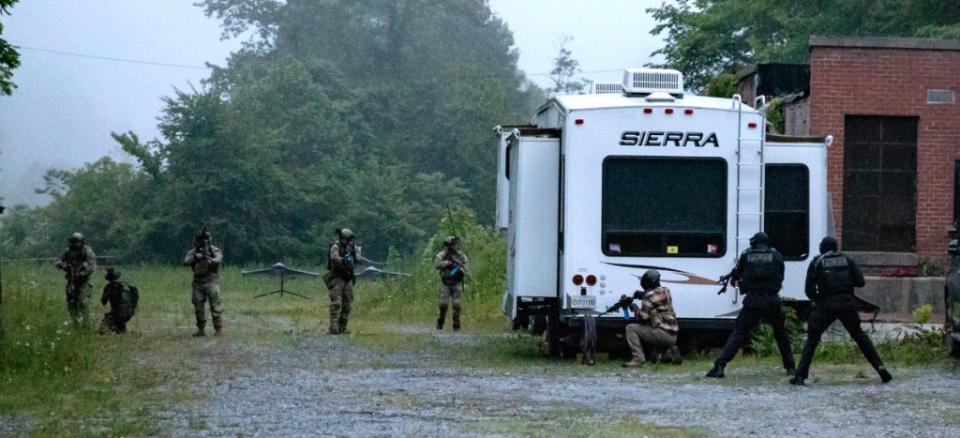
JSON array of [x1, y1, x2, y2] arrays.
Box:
[[592, 82, 623, 94], [623, 68, 684, 96], [927, 89, 955, 104]]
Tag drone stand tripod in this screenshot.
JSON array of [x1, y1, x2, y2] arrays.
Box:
[[252, 275, 314, 300]]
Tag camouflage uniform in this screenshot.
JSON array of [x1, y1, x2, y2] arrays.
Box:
[[99, 269, 138, 334], [55, 235, 97, 327], [326, 231, 360, 334], [184, 239, 224, 336], [434, 240, 468, 331]]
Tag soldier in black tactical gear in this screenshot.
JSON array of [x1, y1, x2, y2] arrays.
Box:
[[707, 232, 795, 378], [791, 237, 892, 385]]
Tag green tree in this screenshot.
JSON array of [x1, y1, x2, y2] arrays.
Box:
[[548, 36, 586, 96], [649, 0, 960, 91], [0, 0, 20, 95]]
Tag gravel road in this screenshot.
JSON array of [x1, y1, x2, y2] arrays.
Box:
[[154, 328, 960, 437]]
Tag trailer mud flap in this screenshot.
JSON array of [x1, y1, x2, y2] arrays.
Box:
[[501, 290, 517, 320]]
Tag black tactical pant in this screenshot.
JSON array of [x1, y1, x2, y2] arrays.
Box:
[[717, 300, 795, 370], [796, 295, 884, 378]]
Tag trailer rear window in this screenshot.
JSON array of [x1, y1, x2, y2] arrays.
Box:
[[765, 164, 810, 260], [602, 157, 726, 257]]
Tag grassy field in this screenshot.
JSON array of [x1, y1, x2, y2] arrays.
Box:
[[0, 223, 954, 435]]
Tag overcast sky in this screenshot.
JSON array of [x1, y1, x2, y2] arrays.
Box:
[[0, 0, 667, 206]]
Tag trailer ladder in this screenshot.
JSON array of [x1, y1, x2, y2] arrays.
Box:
[[733, 94, 765, 257]]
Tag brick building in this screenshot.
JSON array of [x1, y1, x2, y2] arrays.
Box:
[[807, 36, 960, 265]]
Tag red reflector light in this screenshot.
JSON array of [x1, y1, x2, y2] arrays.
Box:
[[643, 108, 653, 114], [575, 118, 584, 125], [665, 108, 674, 114], [572, 275, 584, 286], [748, 122, 758, 128], [585, 275, 597, 286], [684, 109, 694, 115]]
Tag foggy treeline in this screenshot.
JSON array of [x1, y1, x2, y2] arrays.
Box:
[[2, 0, 543, 263]]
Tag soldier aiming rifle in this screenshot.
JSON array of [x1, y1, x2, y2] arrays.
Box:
[[55, 232, 97, 327]]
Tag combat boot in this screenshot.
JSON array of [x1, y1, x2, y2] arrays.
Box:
[[789, 375, 806, 386], [877, 366, 893, 383], [338, 320, 350, 335], [436, 305, 447, 330], [665, 346, 683, 365], [213, 318, 224, 337], [706, 359, 725, 378], [452, 306, 461, 331], [328, 325, 339, 335], [192, 327, 206, 337]]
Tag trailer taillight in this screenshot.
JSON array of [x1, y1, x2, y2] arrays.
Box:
[[585, 275, 597, 286], [575, 118, 584, 125], [665, 108, 674, 114], [684, 109, 694, 115], [643, 108, 653, 114], [748, 122, 758, 129], [572, 275, 584, 286]]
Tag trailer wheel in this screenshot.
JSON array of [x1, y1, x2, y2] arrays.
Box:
[[545, 313, 562, 358], [531, 315, 547, 336]]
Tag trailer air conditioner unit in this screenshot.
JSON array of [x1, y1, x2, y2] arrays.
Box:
[[622, 68, 683, 96], [592, 82, 623, 94]]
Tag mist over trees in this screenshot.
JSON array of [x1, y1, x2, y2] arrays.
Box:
[[649, 0, 960, 91], [1, 0, 543, 263]]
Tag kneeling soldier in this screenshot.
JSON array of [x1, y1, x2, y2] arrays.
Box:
[[623, 270, 681, 367], [435, 236, 468, 331], [99, 268, 139, 334]]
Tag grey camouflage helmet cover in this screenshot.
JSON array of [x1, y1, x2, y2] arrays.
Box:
[[68, 232, 84, 244], [339, 228, 355, 240], [443, 236, 459, 246]]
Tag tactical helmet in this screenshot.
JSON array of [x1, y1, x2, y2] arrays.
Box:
[[196, 228, 212, 241], [749, 232, 770, 248], [339, 228, 355, 240], [640, 269, 661, 291], [105, 267, 121, 281], [443, 236, 459, 246], [68, 232, 84, 244], [819, 236, 838, 254]]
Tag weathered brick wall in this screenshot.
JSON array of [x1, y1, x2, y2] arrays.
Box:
[[809, 46, 960, 266]]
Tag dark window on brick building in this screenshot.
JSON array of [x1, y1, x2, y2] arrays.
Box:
[[843, 116, 918, 252]]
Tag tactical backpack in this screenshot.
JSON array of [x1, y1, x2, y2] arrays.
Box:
[[739, 248, 782, 293], [815, 252, 855, 299], [124, 283, 140, 313]]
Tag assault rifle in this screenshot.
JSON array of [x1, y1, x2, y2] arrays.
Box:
[[717, 267, 740, 295], [600, 291, 644, 318], [447, 254, 471, 279]]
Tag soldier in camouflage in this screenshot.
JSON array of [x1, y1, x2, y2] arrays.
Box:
[[54, 232, 97, 327], [184, 229, 224, 337], [325, 228, 360, 335], [435, 236, 469, 331], [98, 268, 139, 334]]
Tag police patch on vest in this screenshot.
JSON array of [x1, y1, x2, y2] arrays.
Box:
[[820, 257, 849, 268], [747, 253, 774, 263]]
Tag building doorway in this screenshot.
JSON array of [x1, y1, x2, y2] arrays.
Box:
[[843, 116, 918, 252]]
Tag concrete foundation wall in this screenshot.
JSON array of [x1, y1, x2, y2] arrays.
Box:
[[859, 276, 946, 321]]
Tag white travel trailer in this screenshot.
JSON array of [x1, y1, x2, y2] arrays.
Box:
[[496, 68, 832, 355]]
